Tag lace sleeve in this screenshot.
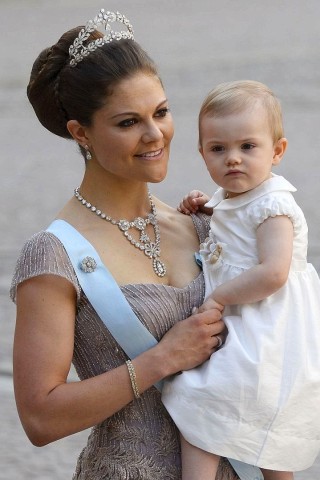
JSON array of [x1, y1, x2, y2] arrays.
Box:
[[10, 230, 81, 303]]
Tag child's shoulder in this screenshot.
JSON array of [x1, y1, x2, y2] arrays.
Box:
[[248, 189, 306, 230]]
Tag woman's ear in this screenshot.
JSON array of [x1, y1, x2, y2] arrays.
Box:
[[67, 120, 90, 146], [272, 137, 288, 165]]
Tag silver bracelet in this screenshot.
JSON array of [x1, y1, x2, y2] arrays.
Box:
[[126, 360, 140, 399]]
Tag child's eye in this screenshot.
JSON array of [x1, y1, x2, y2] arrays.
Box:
[[118, 118, 138, 128], [242, 143, 255, 150], [155, 107, 170, 117], [211, 145, 224, 152]]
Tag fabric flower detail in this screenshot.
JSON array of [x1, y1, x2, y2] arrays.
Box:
[[209, 243, 223, 264], [200, 236, 226, 266], [80, 256, 97, 273]]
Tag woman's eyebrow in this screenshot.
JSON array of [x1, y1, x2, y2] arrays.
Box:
[[110, 99, 168, 119]]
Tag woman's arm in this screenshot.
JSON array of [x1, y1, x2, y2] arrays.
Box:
[[14, 274, 223, 446], [201, 215, 293, 308]]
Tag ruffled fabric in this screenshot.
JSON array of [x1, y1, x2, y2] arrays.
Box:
[[247, 192, 303, 230]]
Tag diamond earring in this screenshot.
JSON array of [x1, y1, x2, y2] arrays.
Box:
[[85, 145, 92, 161]]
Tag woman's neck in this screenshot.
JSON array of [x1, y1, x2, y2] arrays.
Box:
[[78, 177, 152, 220]]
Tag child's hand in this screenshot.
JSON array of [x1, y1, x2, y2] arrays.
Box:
[[193, 297, 224, 314], [177, 190, 212, 215]]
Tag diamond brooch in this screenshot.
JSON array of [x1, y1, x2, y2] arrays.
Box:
[[80, 256, 97, 273]]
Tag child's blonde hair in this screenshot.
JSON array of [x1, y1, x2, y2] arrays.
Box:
[[198, 80, 284, 145]]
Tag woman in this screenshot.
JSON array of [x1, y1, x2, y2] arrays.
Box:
[[10, 9, 238, 479]]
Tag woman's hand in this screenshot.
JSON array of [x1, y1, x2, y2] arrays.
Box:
[[178, 190, 212, 215], [157, 307, 224, 375]]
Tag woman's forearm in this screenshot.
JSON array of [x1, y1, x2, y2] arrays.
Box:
[[16, 308, 223, 447], [16, 345, 169, 446]]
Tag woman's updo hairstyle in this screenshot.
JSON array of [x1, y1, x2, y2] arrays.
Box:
[[27, 26, 159, 140]]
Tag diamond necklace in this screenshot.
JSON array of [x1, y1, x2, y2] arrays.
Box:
[[74, 187, 167, 277]]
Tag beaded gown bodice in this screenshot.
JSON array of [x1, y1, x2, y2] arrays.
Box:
[[10, 213, 238, 480]]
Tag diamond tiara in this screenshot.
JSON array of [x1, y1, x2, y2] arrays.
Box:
[[69, 9, 134, 67]]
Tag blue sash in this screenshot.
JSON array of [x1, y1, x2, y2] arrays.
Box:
[[46, 219, 163, 390], [46, 219, 263, 480]]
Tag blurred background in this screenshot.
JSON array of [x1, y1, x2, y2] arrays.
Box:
[[1, 0, 319, 478]]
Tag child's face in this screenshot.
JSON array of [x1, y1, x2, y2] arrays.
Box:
[[199, 102, 286, 198]]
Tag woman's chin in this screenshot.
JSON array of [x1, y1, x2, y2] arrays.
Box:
[[146, 164, 168, 184], [148, 171, 168, 184]]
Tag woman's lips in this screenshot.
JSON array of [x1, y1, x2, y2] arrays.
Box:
[[136, 148, 163, 158]]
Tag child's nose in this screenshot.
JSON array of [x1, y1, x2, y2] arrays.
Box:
[[225, 150, 241, 166]]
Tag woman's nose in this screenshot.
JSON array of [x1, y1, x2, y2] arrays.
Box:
[[142, 122, 163, 143]]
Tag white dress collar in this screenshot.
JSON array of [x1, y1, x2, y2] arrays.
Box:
[[205, 174, 296, 210]]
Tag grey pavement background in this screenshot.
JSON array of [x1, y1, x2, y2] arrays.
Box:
[[1, 0, 320, 478]]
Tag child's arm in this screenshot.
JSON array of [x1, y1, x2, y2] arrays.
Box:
[[178, 190, 213, 215], [200, 215, 294, 310]]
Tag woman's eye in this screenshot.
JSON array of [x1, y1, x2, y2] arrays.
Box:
[[118, 118, 137, 128], [155, 107, 170, 117], [242, 143, 254, 150]]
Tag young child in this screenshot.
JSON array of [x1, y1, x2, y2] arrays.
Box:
[[161, 80, 320, 480]]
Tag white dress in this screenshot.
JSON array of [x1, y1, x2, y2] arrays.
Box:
[[162, 175, 320, 471]]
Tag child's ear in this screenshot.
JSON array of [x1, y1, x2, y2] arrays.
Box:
[[272, 137, 288, 165]]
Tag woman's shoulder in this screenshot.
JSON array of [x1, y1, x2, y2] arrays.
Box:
[[15, 229, 67, 260], [10, 229, 80, 303], [157, 199, 210, 241]]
